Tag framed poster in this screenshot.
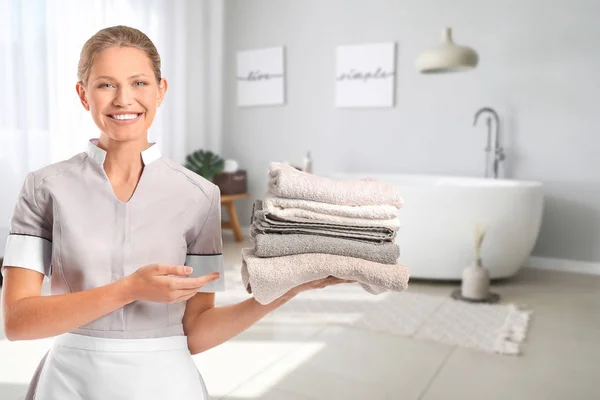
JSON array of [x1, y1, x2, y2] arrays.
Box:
[[335, 42, 396, 108], [237, 47, 285, 107]]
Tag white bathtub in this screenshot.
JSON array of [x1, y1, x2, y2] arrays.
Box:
[[330, 173, 544, 280]]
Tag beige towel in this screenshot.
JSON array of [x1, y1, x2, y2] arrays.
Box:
[[241, 248, 410, 305], [262, 196, 400, 229], [263, 195, 400, 220], [253, 233, 400, 264], [268, 162, 404, 208]]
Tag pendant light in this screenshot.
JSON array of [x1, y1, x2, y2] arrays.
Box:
[[416, 27, 479, 74]]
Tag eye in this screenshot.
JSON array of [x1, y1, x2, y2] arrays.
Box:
[[134, 81, 148, 87], [98, 83, 114, 89]]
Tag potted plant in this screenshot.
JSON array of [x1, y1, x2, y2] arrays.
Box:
[[184, 149, 225, 182]]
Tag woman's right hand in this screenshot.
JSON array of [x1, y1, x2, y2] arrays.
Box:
[[123, 264, 220, 304]]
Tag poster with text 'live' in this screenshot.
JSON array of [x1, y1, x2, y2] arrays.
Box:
[[237, 47, 285, 107]]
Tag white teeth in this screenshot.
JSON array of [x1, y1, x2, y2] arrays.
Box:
[[110, 113, 139, 120]]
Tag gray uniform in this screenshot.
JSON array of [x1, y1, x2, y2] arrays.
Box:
[[2, 138, 225, 399]]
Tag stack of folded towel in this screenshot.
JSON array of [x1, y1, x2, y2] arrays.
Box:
[[242, 162, 410, 304]]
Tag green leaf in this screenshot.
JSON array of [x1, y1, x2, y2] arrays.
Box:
[[184, 149, 225, 181]]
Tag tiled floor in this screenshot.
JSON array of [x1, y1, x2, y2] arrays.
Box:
[[1, 233, 599, 399]]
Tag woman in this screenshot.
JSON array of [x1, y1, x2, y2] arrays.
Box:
[[1, 25, 353, 400]]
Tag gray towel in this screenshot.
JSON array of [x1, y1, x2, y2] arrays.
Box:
[[250, 224, 393, 243], [268, 162, 404, 208], [251, 200, 398, 243], [241, 248, 410, 305], [251, 220, 396, 242], [253, 233, 400, 264], [255, 208, 398, 234]]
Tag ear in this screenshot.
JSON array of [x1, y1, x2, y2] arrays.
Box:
[[157, 78, 168, 108], [76, 82, 90, 111]]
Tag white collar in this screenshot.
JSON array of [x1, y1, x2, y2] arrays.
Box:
[[86, 138, 162, 166]]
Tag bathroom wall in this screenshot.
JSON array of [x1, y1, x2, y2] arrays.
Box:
[[218, 0, 600, 267]]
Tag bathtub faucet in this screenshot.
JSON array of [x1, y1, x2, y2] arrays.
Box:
[[473, 107, 505, 179]]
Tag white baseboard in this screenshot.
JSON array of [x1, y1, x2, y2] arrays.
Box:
[[526, 256, 600, 276]]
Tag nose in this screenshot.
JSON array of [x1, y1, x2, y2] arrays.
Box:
[[113, 86, 134, 107]]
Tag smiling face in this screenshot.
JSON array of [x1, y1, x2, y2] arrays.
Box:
[[76, 46, 167, 142]]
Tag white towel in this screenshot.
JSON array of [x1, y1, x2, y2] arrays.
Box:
[[241, 248, 410, 305], [268, 162, 404, 208], [263, 196, 400, 220], [261, 197, 400, 229]]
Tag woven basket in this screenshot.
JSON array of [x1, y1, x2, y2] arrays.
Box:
[[213, 170, 247, 195]]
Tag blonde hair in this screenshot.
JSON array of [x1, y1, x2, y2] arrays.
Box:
[[77, 25, 161, 86]]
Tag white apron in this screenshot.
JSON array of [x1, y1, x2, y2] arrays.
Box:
[[32, 333, 209, 400]]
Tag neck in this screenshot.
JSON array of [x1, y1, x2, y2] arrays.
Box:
[[97, 134, 149, 183]]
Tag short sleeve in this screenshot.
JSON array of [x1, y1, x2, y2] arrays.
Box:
[[1, 173, 53, 278], [184, 184, 225, 292]]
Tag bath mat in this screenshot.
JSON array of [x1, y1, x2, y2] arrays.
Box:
[[217, 271, 533, 356], [350, 291, 533, 355]]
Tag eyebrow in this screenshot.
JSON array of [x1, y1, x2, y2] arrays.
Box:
[[92, 74, 151, 81]]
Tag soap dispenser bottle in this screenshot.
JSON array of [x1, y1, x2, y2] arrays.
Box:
[[303, 151, 313, 174]]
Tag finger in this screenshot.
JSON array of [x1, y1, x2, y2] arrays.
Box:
[[155, 264, 193, 276], [325, 277, 349, 286], [332, 277, 355, 283], [316, 279, 336, 288], [172, 272, 221, 290], [314, 276, 339, 286], [313, 279, 330, 288]]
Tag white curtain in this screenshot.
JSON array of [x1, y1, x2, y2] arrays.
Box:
[[0, 0, 224, 253]]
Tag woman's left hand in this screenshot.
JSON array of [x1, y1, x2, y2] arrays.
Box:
[[282, 276, 357, 300]]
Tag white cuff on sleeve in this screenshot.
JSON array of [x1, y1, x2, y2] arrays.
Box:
[[2, 234, 52, 277], [185, 253, 225, 292]]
